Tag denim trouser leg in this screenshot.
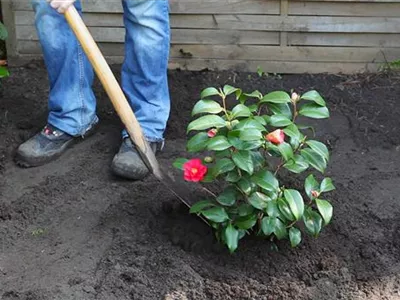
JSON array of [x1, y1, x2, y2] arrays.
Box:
[[121, 0, 171, 142], [32, 0, 97, 136]]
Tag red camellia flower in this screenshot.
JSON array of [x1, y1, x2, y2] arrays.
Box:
[[311, 190, 319, 198], [183, 159, 208, 182], [266, 129, 285, 145], [207, 128, 217, 138]]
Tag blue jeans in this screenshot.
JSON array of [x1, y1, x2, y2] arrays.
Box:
[[32, 0, 171, 142]]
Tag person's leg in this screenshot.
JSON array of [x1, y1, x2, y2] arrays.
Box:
[[112, 0, 171, 180], [16, 0, 97, 167]]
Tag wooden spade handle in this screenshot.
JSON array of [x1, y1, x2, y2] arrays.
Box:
[[64, 6, 163, 179]]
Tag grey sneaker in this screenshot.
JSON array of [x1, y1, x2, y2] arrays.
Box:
[[15, 123, 97, 167], [111, 138, 162, 180]]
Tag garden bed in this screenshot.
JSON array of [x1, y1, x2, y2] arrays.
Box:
[[0, 63, 400, 300]]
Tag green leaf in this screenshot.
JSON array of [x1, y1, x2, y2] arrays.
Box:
[[237, 177, 254, 195], [306, 140, 329, 162], [266, 200, 280, 218], [284, 124, 302, 148], [187, 115, 226, 133], [303, 208, 323, 237], [238, 203, 255, 216], [268, 103, 292, 119], [234, 119, 265, 132], [301, 148, 327, 173], [301, 90, 326, 106], [249, 192, 271, 210], [192, 100, 223, 116], [274, 218, 288, 240], [299, 103, 330, 119], [251, 151, 266, 171], [269, 114, 292, 127], [202, 207, 229, 223], [0, 22, 8, 40], [201, 87, 220, 99], [277, 198, 295, 221], [284, 189, 304, 220], [260, 91, 291, 104], [261, 216, 275, 236], [316, 199, 333, 225], [173, 158, 189, 170], [231, 104, 252, 118], [234, 214, 257, 230], [232, 150, 254, 175], [244, 90, 263, 99], [216, 186, 238, 207], [252, 170, 279, 192], [223, 85, 239, 96], [239, 128, 262, 141], [305, 174, 319, 199], [320, 178, 336, 193], [226, 170, 240, 183], [289, 227, 302, 247], [187, 132, 209, 152], [0, 66, 9, 78], [228, 130, 263, 151], [277, 142, 294, 161], [284, 155, 309, 173], [190, 200, 215, 213], [254, 116, 267, 125], [224, 224, 239, 253], [207, 136, 231, 151], [200, 171, 215, 183], [214, 158, 236, 177]]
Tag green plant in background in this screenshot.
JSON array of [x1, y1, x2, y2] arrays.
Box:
[[173, 85, 335, 253], [0, 21, 9, 79]]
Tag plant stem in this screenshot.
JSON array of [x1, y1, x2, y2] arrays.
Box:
[[203, 187, 217, 198], [292, 100, 298, 123]]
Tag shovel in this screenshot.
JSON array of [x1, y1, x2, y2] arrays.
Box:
[[64, 6, 197, 213]]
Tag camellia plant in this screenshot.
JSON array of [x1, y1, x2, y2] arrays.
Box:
[[173, 85, 335, 253], [0, 21, 9, 79]]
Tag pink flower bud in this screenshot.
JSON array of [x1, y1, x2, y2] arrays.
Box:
[[266, 129, 285, 145], [311, 190, 319, 198], [291, 92, 300, 102], [207, 128, 217, 138]]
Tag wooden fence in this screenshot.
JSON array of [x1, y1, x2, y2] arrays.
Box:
[[2, 0, 400, 73]]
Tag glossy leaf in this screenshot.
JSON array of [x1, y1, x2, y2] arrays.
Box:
[[214, 158, 236, 177], [289, 227, 302, 247], [225, 224, 239, 253], [202, 207, 229, 223], [252, 170, 279, 192], [284, 189, 304, 220], [299, 103, 329, 119], [228, 130, 264, 151], [316, 199, 333, 225], [303, 208, 323, 237], [192, 100, 223, 116], [244, 90, 263, 99], [190, 200, 215, 213], [274, 218, 288, 240], [305, 174, 319, 199], [207, 136, 231, 151], [0, 66, 9, 78], [231, 104, 252, 118], [238, 203, 255, 216], [234, 214, 257, 230], [187, 132, 209, 152], [268, 103, 292, 119], [284, 155, 309, 173], [269, 114, 292, 127], [277, 198, 295, 221], [260, 91, 291, 104], [301, 148, 327, 173], [266, 200, 280, 218], [261, 216, 275, 236], [237, 177, 254, 196], [0, 22, 8, 40], [216, 186, 238, 207], [306, 140, 329, 162], [187, 115, 226, 132], [277, 142, 294, 161], [223, 85, 240, 96], [201, 87, 220, 98], [172, 158, 189, 170], [249, 192, 271, 210], [240, 128, 263, 141], [226, 170, 240, 183], [234, 118, 266, 132], [232, 150, 254, 175], [301, 90, 326, 106], [320, 178, 336, 193]]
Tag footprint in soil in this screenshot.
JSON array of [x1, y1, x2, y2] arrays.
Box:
[[161, 201, 225, 254]]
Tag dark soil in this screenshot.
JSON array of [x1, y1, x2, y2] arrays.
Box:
[[1, 62, 400, 300]]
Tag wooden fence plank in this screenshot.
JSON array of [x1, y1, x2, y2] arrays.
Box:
[[16, 40, 400, 63], [289, 2, 400, 17], [2, 1, 17, 57], [289, 32, 400, 47]]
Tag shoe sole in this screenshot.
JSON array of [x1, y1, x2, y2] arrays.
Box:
[[15, 123, 98, 168]]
